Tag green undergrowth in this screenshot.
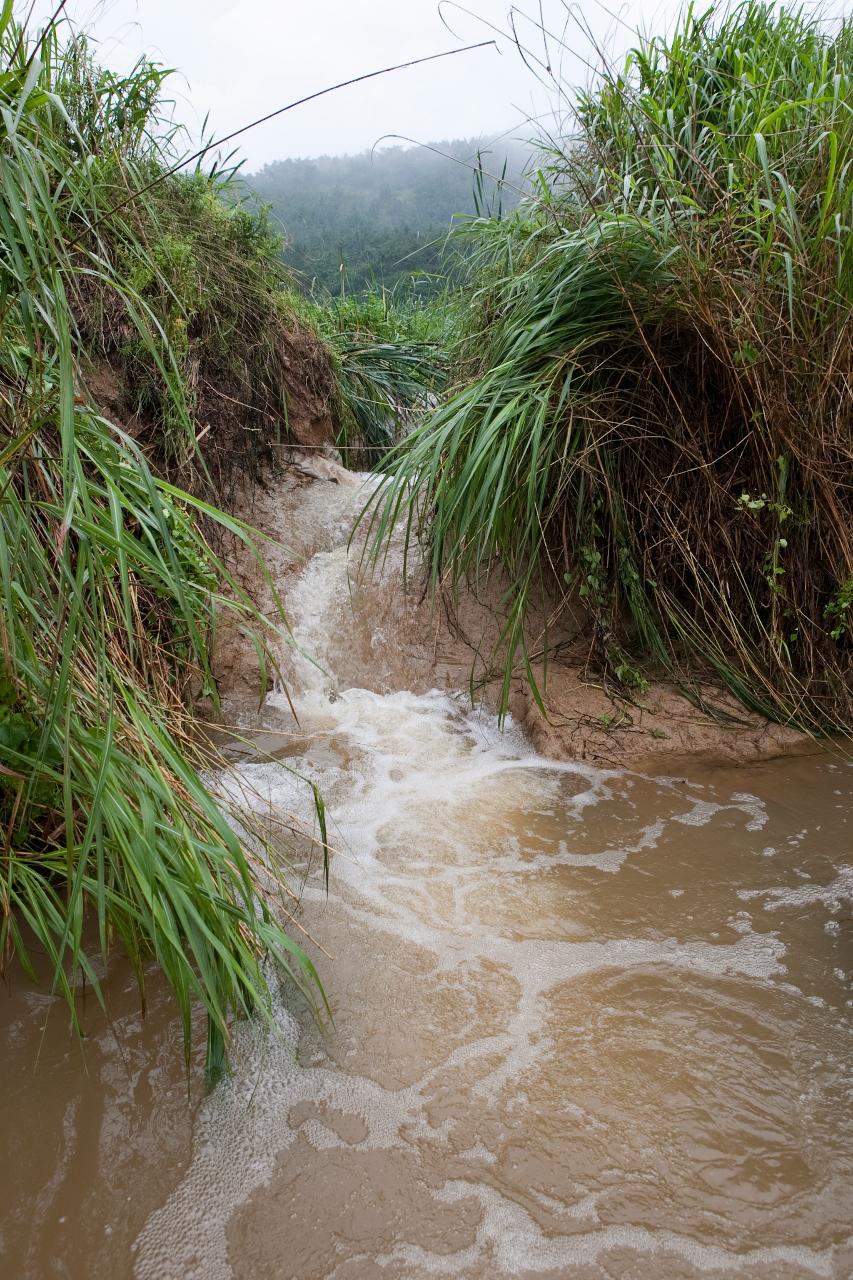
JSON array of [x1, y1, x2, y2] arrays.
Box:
[[0, 9, 342, 1072], [367, 1, 853, 735], [314, 284, 452, 465]]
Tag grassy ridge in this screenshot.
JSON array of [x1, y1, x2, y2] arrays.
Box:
[[368, 2, 853, 733], [0, 11, 335, 1071]]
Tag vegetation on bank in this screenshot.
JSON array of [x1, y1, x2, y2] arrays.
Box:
[[369, 2, 853, 735], [0, 12, 352, 1072], [317, 284, 452, 463], [0, 2, 447, 1071]]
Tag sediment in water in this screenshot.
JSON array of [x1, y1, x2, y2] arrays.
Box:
[[134, 461, 851, 1280], [1, 459, 850, 1280]]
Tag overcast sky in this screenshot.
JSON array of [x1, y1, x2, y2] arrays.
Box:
[[24, 1, 693, 169]]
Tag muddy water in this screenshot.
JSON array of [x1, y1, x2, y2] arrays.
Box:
[[1, 469, 852, 1279]]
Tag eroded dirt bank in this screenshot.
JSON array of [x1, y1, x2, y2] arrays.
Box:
[[212, 457, 809, 769]]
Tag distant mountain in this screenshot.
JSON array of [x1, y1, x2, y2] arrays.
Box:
[[245, 137, 531, 295]]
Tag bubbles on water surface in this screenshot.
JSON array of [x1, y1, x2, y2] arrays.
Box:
[[135, 471, 853, 1279]]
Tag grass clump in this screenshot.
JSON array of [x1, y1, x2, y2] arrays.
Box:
[[60, 47, 339, 495], [0, 11, 329, 1071], [368, 1, 853, 733], [316, 283, 451, 464]]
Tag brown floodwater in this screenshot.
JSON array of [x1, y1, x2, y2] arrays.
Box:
[[1, 469, 851, 1279]]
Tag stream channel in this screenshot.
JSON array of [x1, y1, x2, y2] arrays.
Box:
[[1, 466, 851, 1279]]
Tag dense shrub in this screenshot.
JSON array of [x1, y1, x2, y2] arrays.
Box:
[[0, 13, 328, 1072]]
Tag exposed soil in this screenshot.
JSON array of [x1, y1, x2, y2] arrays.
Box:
[[509, 664, 809, 769], [275, 325, 338, 449], [81, 311, 338, 491], [211, 460, 812, 769]]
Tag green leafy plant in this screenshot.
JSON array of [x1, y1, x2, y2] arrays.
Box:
[[826, 576, 853, 642], [317, 283, 450, 464]]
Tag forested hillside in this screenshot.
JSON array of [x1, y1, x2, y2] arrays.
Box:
[[246, 138, 530, 293]]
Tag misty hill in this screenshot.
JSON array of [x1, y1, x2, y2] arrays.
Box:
[[246, 137, 531, 294]]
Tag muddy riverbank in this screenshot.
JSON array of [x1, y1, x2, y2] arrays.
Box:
[[213, 457, 810, 770]]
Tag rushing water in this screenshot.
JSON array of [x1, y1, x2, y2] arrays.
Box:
[[1, 468, 852, 1279]]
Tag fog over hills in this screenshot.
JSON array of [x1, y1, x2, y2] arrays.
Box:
[[246, 137, 532, 294]]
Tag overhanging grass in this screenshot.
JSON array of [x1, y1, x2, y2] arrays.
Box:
[[0, 9, 328, 1071], [367, 1, 853, 734]]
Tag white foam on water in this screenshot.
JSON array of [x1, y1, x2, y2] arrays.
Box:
[[132, 903, 793, 1280], [134, 992, 458, 1280], [375, 1181, 842, 1277], [134, 466, 850, 1279], [738, 867, 853, 914], [673, 792, 769, 831]]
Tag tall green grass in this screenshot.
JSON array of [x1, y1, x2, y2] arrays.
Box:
[[368, 2, 853, 732], [0, 10, 327, 1070], [318, 283, 451, 463]]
